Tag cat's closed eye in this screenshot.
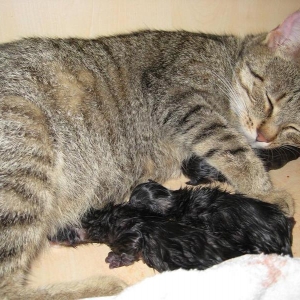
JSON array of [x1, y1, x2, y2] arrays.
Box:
[[283, 125, 300, 133], [246, 62, 264, 82], [265, 92, 273, 116]]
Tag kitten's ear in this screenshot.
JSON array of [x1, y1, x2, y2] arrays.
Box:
[[265, 10, 300, 59]]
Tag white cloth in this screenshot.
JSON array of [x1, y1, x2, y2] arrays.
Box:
[[105, 254, 300, 300]]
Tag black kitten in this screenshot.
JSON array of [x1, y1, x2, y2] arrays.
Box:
[[129, 181, 293, 255], [50, 182, 293, 272]]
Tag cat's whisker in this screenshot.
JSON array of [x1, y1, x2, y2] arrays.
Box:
[[209, 70, 248, 117], [276, 148, 288, 162], [281, 145, 300, 157], [219, 37, 236, 73]]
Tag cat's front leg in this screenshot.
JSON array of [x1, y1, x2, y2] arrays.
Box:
[[190, 127, 294, 216]]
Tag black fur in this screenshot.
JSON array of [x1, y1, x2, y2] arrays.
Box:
[[182, 147, 300, 186], [255, 147, 300, 170], [51, 181, 293, 272], [49, 226, 86, 246], [181, 155, 227, 185]]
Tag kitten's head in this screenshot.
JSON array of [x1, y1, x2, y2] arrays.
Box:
[[231, 10, 300, 149]]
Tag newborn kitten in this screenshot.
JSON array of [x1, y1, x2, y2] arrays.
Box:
[[51, 181, 292, 272]]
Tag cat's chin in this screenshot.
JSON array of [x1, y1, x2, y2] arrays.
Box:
[[251, 141, 270, 149]]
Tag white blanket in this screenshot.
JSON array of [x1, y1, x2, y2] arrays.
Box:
[[90, 254, 300, 300]]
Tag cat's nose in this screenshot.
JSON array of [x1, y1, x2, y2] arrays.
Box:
[[256, 130, 269, 143]]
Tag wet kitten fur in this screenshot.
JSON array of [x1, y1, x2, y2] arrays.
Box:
[[1, 10, 300, 299]]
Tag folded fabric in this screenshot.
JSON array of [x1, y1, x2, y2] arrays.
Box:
[[106, 254, 300, 300]]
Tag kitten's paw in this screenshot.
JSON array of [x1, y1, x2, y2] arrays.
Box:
[[106, 252, 123, 268], [48, 227, 87, 246], [260, 190, 295, 217], [105, 252, 135, 268]]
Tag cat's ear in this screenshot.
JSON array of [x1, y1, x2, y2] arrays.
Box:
[[265, 10, 300, 60]]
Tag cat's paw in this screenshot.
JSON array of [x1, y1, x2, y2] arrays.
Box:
[[260, 190, 295, 217]]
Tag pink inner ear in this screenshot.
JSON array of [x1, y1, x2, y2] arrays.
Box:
[[267, 10, 300, 57]]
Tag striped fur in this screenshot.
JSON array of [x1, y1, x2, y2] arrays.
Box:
[[0, 10, 300, 299]]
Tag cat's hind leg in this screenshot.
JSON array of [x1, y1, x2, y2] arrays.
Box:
[[0, 96, 57, 298], [0, 96, 126, 299]]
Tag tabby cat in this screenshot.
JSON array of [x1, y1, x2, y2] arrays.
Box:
[[0, 9, 300, 300]]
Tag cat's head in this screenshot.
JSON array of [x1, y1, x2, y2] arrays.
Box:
[[231, 10, 300, 150]]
